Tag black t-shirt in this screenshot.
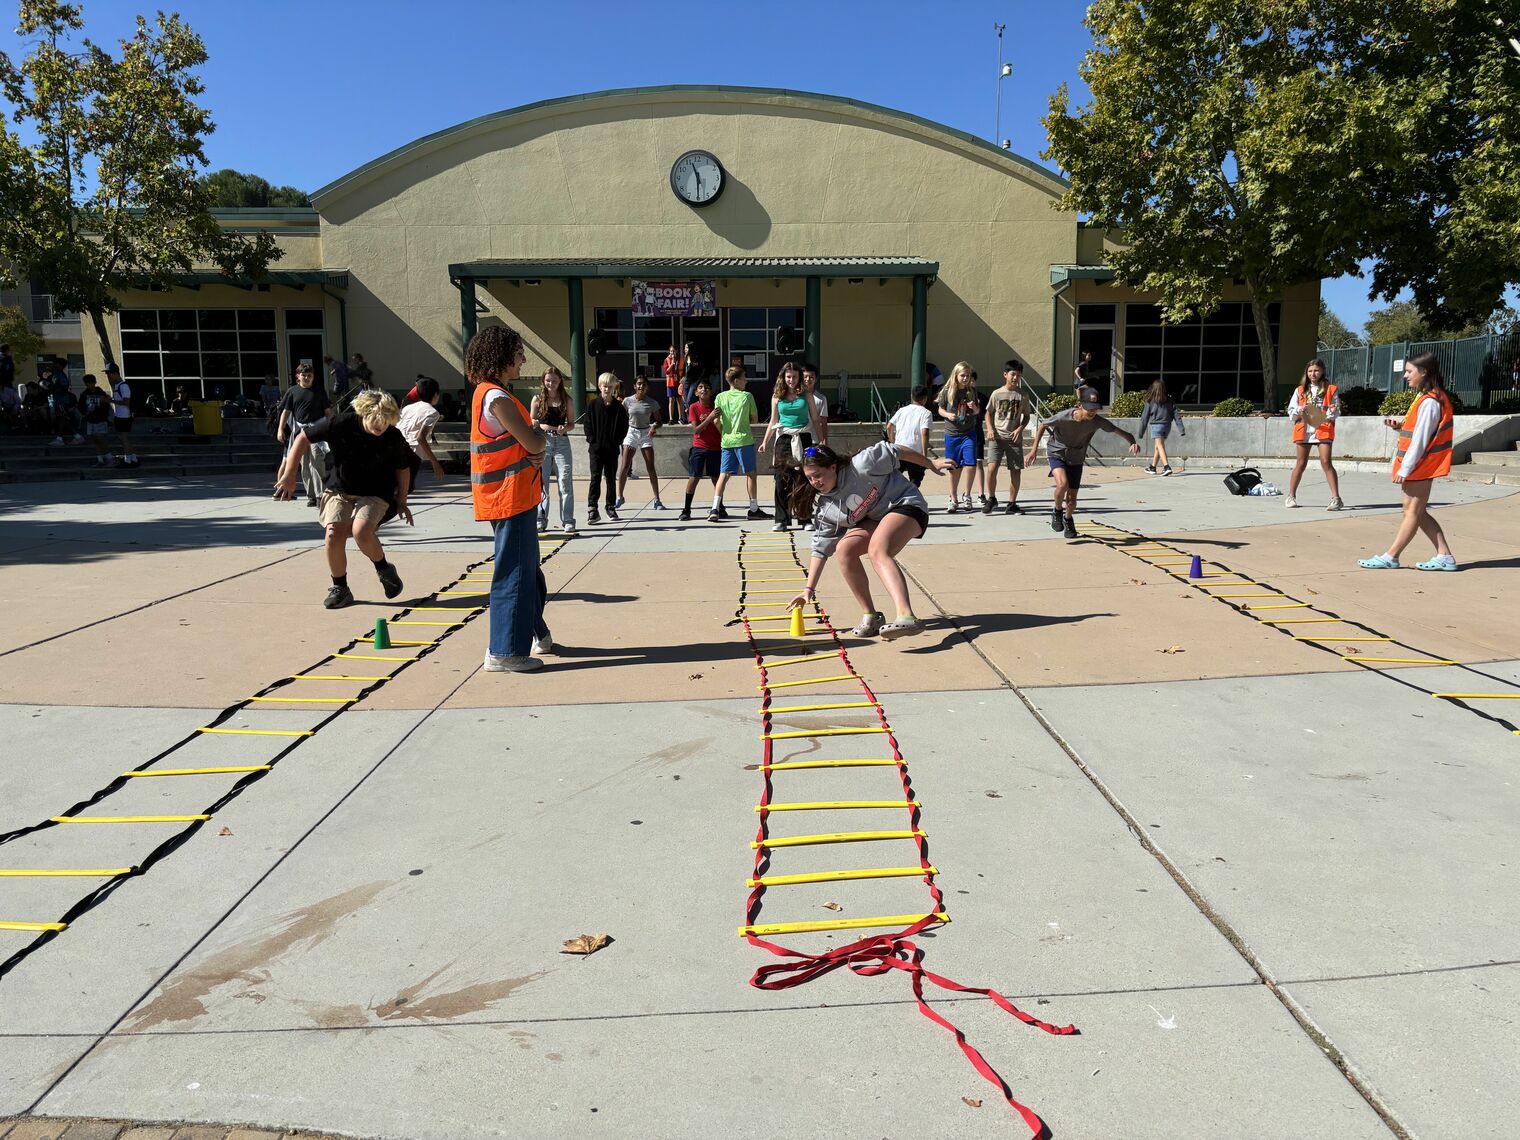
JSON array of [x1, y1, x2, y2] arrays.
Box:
[[81, 387, 111, 422], [303, 412, 413, 498], [279, 384, 330, 425]]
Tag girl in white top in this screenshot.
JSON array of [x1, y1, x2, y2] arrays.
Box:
[[1285, 358, 1344, 510], [398, 377, 445, 483]]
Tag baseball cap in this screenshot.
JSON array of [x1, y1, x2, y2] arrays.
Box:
[[104, 361, 120, 374], [1078, 385, 1101, 410]]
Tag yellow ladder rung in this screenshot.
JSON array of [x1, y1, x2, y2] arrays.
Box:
[[756, 654, 838, 669], [747, 615, 829, 623], [0, 868, 131, 877], [749, 865, 937, 887], [124, 766, 271, 777], [1295, 636, 1393, 642], [1198, 579, 1259, 587], [759, 800, 918, 812], [1256, 618, 1347, 624], [763, 727, 888, 740], [198, 727, 312, 737], [1212, 593, 1286, 599], [1432, 693, 1520, 700], [767, 701, 879, 714], [334, 653, 414, 662], [752, 632, 835, 641], [752, 830, 923, 849], [247, 696, 350, 703], [291, 675, 389, 681], [1141, 559, 1194, 564], [409, 606, 481, 612], [53, 815, 210, 824], [739, 912, 948, 937], [388, 621, 464, 627], [364, 639, 437, 646], [761, 674, 858, 690], [746, 588, 811, 594], [0, 920, 67, 932], [1244, 603, 1311, 610], [1345, 657, 1457, 664], [764, 758, 902, 771]]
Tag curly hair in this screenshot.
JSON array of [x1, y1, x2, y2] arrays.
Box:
[[463, 324, 525, 385]]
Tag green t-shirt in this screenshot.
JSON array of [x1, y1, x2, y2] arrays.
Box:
[[715, 387, 758, 448]]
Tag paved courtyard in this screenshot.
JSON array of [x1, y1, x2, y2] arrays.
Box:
[[1, 464, 1516, 1140]]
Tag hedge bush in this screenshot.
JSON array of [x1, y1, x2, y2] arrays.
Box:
[[1489, 396, 1520, 414], [1109, 390, 1145, 417], [1337, 386, 1383, 416], [1379, 389, 1467, 416], [1212, 397, 1256, 417], [1044, 393, 1078, 412]]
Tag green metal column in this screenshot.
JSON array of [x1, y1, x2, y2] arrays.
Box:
[[805, 276, 821, 366], [567, 276, 585, 417], [910, 275, 928, 400], [458, 277, 478, 359]]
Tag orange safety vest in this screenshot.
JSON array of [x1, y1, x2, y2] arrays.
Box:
[[470, 382, 542, 521], [1393, 388, 1454, 483], [1292, 383, 1337, 443]]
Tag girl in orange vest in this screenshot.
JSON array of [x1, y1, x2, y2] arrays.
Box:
[[1286, 358, 1343, 510], [1359, 351, 1458, 571], [464, 325, 552, 670]]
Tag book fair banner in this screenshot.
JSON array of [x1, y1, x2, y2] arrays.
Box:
[[631, 280, 717, 318]]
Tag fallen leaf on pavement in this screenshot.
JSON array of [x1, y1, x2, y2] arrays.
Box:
[[821, 901, 843, 912], [962, 1097, 983, 1108], [561, 933, 611, 955], [1159, 645, 1185, 654], [985, 790, 1003, 798], [1343, 646, 1362, 655], [688, 673, 703, 680], [1129, 578, 1148, 586], [217, 827, 233, 837]]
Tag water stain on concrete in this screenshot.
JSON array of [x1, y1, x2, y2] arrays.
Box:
[[644, 737, 711, 766], [292, 999, 370, 1029], [369, 964, 545, 1022], [121, 880, 390, 1031]]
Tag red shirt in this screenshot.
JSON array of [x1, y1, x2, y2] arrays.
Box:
[[689, 401, 720, 450], [663, 354, 681, 388]]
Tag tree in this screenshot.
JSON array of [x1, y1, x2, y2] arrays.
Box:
[[1044, 2, 1411, 411], [0, 1, 280, 366], [1317, 299, 1361, 348], [202, 167, 309, 208], [0, 304, 47, 363], [1363, 300, 1435, 345]]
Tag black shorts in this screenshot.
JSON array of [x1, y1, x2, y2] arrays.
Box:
[[688, 446, 720, 479], [888, 503, 931, 537], [113, 416, 133, 434]]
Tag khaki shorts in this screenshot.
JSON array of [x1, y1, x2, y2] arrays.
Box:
[[318, 491, 389, 528], [990, 438, 1024, 468]]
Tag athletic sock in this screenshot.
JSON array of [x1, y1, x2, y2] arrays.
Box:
[[748, 497, 759, 510], [332, 574, 348, 587], [712, 495, 722, 509], [684, 491, 695, 511]]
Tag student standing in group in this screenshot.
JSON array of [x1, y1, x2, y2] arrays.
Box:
[[274, 389, 415, 608], [759, 362, 822, 532], [1285, 358, 1344, 510], [680, 378, 724, 520], [709, 365, 769, 522], [462, 325, 550, 671], [968, 369, 989, 506], [984, 359, 1031, 513], [582, 372, 627, 523], [531, 366, 577, 534], [104, 362, 138, 468], [398, 377, 447, 488], [1136, 379, 1185, 476], [1026, 386, 1140, 539], [681, 341, 701, 410], [1359, 352, 1458, 571], [663, 344, 682, 422], [935, 362, 979, 512], [276, 362, 333, 506], [787, 441, 952, 641], [79, 374, 115, 466], [616, 373, 665, 509], [886, 386, 935, 488], [800, 362, 830, 445]]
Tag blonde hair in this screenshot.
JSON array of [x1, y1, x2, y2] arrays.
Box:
[[937, 361, 973, 409], [351, 389, 400, 431]]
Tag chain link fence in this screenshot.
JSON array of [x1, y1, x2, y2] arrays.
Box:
[[1321, 331, 1520, 409]]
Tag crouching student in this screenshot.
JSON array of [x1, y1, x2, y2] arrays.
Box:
[[788, 441, 951, 641], [275, 389, 414, 608]]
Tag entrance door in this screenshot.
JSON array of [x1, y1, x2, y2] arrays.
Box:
[[1076, 325, 1116, 404], [287, 332, 325, 390], [677, 315, 722, 397]]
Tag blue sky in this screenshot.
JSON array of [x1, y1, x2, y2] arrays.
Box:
[[79, 0, 1390, 331]]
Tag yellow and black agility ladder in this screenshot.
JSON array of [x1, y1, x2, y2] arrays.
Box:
[[0, 540, 565, 977], [732, 530, 1076, 1138]]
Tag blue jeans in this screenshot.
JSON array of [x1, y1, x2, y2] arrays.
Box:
[[488, 510, 540, 658], [538, 434, 575, 527]]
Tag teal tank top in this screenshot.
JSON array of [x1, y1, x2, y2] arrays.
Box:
[[778, 396, 810, 430]]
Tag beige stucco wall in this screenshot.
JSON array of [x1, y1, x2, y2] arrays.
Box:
[[313, 88, 1076, 392]]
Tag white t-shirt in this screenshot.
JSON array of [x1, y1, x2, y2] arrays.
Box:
[[887, 404, 933, 451], [810, 392, 828, 422], [111, 379, 132, 419], [398, 401, 441, 452]]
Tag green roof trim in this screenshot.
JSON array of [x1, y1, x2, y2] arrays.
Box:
[[1050, 265, 1117, 286], [449, 257, 939, 282], [209, 208, 318, 221], [169, 269, 349, 289], [314, 85, 1068, 203]]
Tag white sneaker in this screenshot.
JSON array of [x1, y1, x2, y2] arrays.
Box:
[[563, 522, 577, 535], [962, 493, 974, 509], [1285, 496, 1298, 508], [483, 653, 543, 673], [50, 436, 64, 446], [1326, 497, 1343, 512], [772, 521, 788, 532], [531, 632, 555, 656]]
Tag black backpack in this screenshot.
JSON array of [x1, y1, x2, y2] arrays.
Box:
[[1223, 467, 1262, 495]]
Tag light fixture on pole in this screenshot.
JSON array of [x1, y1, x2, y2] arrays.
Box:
[[994, 22, 1009, 145]]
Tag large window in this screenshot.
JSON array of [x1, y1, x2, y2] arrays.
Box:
[[119, 308, 281, 399], [1122, 301, 1279, 404]]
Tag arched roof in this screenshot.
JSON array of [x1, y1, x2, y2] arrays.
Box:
[[311, 84, 1068, 206]]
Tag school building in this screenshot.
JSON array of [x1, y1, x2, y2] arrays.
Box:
[[83, 85, 1319, 413]]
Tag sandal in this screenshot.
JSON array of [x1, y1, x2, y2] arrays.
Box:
[[879, 616, 927, 641], [850, 612, 885, 637], [1357, 554, 1400, 570], [1415, 556, 1458, 572]]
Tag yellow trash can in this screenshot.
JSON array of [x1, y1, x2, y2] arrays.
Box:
[[190, 399, 223, 436]]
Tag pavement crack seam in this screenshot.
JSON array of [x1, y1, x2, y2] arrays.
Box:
[[897, 560, 1414, 1140], [733, 530, 1076, 1139], [0, 539, 569, 977]]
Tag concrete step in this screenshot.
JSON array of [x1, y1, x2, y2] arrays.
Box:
[[1464, 449, 1520, 465], [0, 460, 275, 484], [1447, 463, 1520, 487]]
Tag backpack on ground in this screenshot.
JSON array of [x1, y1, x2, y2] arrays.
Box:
[[1223, 466, 1263, 495]]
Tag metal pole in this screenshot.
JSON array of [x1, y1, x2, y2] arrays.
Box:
[[910, 275, 928, 403], [457, 277, 478, 363], [567, 276, 585, 417], [994, 23, 1006, 142], [805, 276, 821, 368]]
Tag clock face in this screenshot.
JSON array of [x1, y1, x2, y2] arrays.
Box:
[[670, 150, 725, 207]]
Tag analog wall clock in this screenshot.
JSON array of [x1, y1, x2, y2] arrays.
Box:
[[670, 150, 725, 208]]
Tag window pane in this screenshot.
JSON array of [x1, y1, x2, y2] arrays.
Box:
[[121, 330, 159, 352], [284, 309, 324, 330], [161, 330, 198, 352], [768, 308, 804, 327], [1162, 344, 1200, 373], [1126, 322, 1163, 346], [199, 330, 238, 352], [202, 352, 239, 378], [730, 330, 766, 351], [160, 309, 197, 330], [119, 309, 157, 330], [595, 308, 632, 329], [121, 352, 162, 379], [1199, 374, 1237, 404], [1125, 346, 1161, 373], [1211, 303, 1243, 324], [197, 309, 237, 330], [161, 352, 200, 377], [1126, 304, 1162, 325], [1162, 321, 1200, 346], [729, 308, 765, 328], [240, 352, 280, 378], [238, 309, 276, 330], [240, 330, 277, 352], [1203, 321, 1240, 345], [1237, 371, 1265, 402], [1201, 345, 1239, 372], [1078, 303, 1117, 325]]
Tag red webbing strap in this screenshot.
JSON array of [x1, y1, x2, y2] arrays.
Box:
[[738, 534, 1076, 1138]]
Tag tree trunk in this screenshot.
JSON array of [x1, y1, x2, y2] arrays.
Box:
[[88, 308, 116, 368], [1246, 285, 1279, 413]]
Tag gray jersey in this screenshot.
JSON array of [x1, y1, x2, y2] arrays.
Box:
[[624, 395, 660, 433], [810, 441, 928, 559], [1042, 408, 1115, 465]]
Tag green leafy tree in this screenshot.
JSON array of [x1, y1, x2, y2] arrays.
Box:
[[0, 1, 280, 365], [1317, 299, 1361, 348], [202, 167, 309, 208], [1363, 300, 1435, 345], [0, 303, 47, 362]]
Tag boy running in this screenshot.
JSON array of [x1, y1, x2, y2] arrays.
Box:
[[275, 389, 415, 608], [709, 366, 769, 522], [1025, 386, 1139, 539], [680, 378, 724, 520], [984, 359, 1031, 514]]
